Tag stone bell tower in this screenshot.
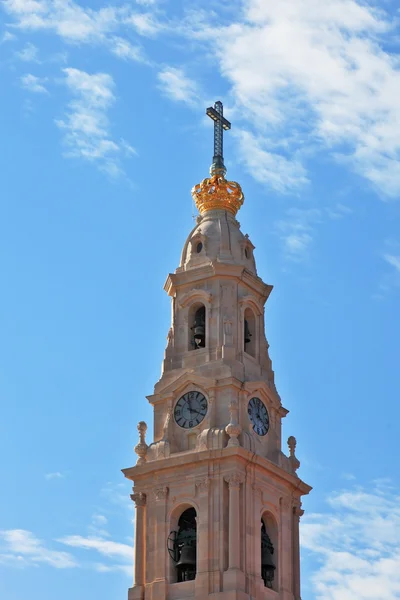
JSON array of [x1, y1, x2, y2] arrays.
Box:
[[122, 101, 311, 600]]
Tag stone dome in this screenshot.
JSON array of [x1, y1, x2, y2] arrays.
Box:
[[179, 209, 257, 275]]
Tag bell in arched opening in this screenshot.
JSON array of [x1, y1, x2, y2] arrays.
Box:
[[191, 306, 206, 349], [244, 319, 252, 345], [261, 520, 275, 588], [175, 508, 197, 582]]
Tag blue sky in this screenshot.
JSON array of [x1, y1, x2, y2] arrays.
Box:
[[1, 0, 400, 598]]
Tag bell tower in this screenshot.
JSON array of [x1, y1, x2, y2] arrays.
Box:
[[122, 101, 311, 600]]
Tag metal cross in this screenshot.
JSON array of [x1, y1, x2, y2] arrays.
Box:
[[206, 100, 231, 176]]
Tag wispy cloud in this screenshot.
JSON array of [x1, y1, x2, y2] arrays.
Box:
[[1, 30, 16, 42], [126, 12, 163, 37], [275, 207, 322, 261], [17, 41, 39, 61], [44, 471, 64, 480], [302, 480, 400, 599], [21, 73, 48, 93], [59, 535, 132, 560], [3, 0, 149, 63], [235, 129, 308, 193], [183, 0, 400, 198], [0, 530, 77, 569], [384, 254, 400, 273], [158, 66, 201, 107], [56, 67, 134, 176]]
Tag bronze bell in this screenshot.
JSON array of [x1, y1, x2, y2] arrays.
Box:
[[192, 313, 205, 347], [262, 544, 275, 569], [261, 545, 275, 588], [176, 542, 196, 581], [244, 319, 252, 344]]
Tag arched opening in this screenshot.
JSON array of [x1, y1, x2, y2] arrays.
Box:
[[261, 515, 277, 590], [188, 304, 206, 350], [168, 507, 196, 582], [244, 308, 256, 357]]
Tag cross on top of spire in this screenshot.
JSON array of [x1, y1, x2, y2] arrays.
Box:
[[206, 101, 231, 176]]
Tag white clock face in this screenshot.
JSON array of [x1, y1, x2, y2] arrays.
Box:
[[248, 397, 269, 436], [174, 391, 208, 429]]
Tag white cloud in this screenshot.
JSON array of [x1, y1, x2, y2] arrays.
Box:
[[384, 254, 400, 273], [0, 529, 77, 569], [1, 30, 16, 42], [17, 42, 39, 61], [126, 12, 162, 37], [158, 66, 201, 107], [302, 481, 400, 599], [45, 471, 64, 480], [275, 207, 322, 261], [185, 0, 400, 197], [56, 67, 134, 176], [59, 535, 132, 561], [3, 0, 149, 63], [110, 36, 143, 62], [21, 73, 48, 93], [235, 129, 308, 193]]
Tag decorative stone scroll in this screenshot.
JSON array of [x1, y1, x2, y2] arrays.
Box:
[[224, 471, 245, 489], [131, 491, 146, 507], [153, 487, 169, 501], [196, 478, 211, 495], [293, 503, 304, 522]]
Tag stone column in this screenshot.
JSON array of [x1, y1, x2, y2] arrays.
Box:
[[195, 478, 211, 600], [280, 496, 293, 600], [130, 492, 146, 598], [223, 472, 245, 591], [226, 472, 242, 569], [292, 503, 304, 600], [150, 487, 168, 599]]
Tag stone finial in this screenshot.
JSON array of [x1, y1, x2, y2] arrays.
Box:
[[225, 399, 242, 447], [134, 421, 148, 465], [287, 436, 300, 473]]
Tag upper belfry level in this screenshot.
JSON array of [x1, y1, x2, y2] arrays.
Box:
[[122, 101, 311, 600]]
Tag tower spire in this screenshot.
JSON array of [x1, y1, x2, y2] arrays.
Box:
[[206, 100, 231, 176]]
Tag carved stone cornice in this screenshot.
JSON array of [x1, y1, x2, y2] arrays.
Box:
[[131, 492, 146, 507]]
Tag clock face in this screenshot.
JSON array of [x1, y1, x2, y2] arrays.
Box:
[[247, 397, 269, 436], [174, 391, 208, 429]]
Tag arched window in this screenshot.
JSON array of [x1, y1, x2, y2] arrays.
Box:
[[261, 518, 276, 589], [175, 508, 197, 582], [189, 304, 206, 350], [244, 308, 256, 357]]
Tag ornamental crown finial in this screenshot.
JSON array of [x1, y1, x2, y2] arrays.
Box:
[[191, 174, 244, 216]]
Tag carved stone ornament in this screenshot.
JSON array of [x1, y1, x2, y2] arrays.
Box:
[[196, 478, 210, 495], [287, 435, 300, 473], [225, 399, 242, 447], [224, 472, 244, 488], [131, 491, 146, 507], [252, 484, 263, 499], [191, 174, 244, 216], [293, 504, 304, 521], [280, 496, 291, 511], [134, 421, 148, 465], [154, 487, 169, 501]]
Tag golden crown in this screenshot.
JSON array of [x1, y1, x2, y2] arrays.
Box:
[[191, 174, 244, 216]]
